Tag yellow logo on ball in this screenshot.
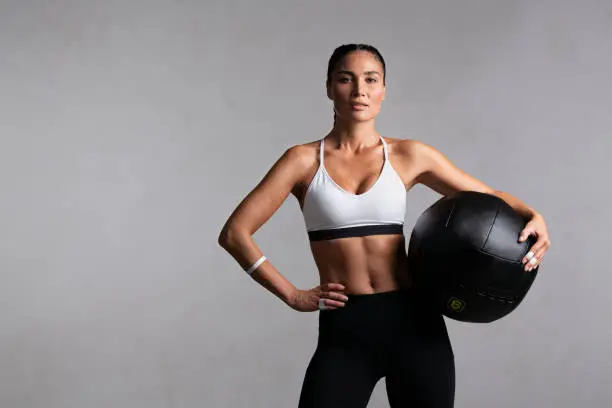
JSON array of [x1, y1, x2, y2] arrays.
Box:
[[448, 297, 466, 312]]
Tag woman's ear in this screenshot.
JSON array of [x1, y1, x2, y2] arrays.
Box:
[[326, 81, 333, 100]]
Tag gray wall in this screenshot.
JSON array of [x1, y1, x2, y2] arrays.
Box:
[[1, 0, 610, 407]]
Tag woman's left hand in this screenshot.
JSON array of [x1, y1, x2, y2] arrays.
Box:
[[519, 213, 551, 272]]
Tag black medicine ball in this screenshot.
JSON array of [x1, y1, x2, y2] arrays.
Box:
[[407, 191, 539, 323]]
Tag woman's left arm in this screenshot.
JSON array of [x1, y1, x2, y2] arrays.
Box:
[[410, 140, 551, 271]]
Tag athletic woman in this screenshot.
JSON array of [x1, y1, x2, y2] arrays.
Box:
[[218, 43, 550, 407]]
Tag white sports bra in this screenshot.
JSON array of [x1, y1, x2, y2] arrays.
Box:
[[301, 135, 407, 241]]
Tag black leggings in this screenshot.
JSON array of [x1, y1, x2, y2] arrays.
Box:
[[298, 289, 455, 408]]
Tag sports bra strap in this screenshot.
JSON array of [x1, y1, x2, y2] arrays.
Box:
[[379, 135, 389, 161], [319, 138, 325, 166]]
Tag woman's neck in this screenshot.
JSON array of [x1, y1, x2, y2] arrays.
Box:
[[328, 120, 380, 151]]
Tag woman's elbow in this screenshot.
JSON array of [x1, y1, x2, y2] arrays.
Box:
[[218, 223, 248, 250], [217, 225, 233, 249]]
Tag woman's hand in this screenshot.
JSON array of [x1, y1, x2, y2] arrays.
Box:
[[520, 213, 551, 272], [287, 283, 349, 312]]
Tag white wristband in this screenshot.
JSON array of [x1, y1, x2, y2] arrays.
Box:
[[246, 256, 267, 275]]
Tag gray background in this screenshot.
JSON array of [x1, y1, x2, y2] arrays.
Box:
[[1, 0, 610, 407]]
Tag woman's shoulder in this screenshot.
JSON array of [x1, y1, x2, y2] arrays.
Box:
[[384, 137, 445, 169], [279, 139, 321, 171], [384, 136, 424, 153]]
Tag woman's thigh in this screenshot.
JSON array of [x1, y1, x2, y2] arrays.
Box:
[[385, 315, 456, 408], [298, 344, 382, 408]]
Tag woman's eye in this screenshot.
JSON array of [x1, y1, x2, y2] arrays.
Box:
[[366, 78, 377, 83]]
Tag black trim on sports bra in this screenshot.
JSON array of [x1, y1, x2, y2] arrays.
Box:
[[308, 224, 404, 242]]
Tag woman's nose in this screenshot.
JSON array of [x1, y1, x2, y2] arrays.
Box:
[[352, 83, 366, 96]]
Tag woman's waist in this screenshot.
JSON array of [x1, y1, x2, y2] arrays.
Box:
[[316, 288, 443, 346], [319, 267, 404, 295], [312, 242, 408, 294]]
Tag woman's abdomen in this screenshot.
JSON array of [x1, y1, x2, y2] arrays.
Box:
[[310, 234, 410, 294]]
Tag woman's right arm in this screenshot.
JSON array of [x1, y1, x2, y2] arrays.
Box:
[[217, 145, 309, 306]]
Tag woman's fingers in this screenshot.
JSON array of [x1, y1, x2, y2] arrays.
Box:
[[323, 283, 346, 292], [522, 237, 551, 271], [317, 283, 349, 309], [320, 291, 349, 308]]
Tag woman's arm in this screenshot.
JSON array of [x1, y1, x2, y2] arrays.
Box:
[[411, 141, 536, 216], [408, 140, 551, 270], [218, 145, 311, 304]]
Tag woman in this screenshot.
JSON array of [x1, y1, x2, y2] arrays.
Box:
[[218, 44, 550, 408]]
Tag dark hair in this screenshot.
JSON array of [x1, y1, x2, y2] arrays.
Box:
[[326, 44, 386, 124]]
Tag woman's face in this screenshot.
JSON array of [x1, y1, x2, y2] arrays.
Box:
[[327, 51, 386, 124]]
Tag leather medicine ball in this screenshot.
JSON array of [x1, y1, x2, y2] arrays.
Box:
[[407, 191, 539, 323]]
